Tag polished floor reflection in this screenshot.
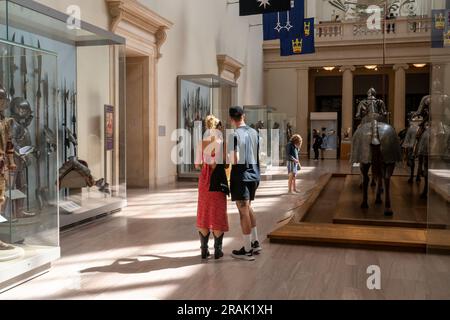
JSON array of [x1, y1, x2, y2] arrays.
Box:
[[1, 160, 450, 299]]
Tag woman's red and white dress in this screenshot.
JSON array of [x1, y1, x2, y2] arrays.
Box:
[[196, 151, 229, 232]]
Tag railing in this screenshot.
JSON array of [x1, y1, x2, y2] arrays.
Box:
[[316, 17, 431, 42]]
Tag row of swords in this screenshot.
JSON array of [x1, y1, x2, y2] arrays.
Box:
[[0, 34, 78, 210]]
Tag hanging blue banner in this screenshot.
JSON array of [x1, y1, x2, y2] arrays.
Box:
[[263, 0, 304, 41], [432, 9, 446, 48], [445, 10, 450, 47], [280, 18, 315, 56]]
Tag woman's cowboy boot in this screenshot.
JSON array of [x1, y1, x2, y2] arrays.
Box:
[[199, 232, 210, 259], [213, 233, 224, 260]]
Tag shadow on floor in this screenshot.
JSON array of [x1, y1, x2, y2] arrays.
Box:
[[79, 254, 229, 274]]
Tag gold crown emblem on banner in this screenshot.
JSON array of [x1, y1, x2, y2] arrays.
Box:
[[304, 21, 311, 36], [444, 31, 450, 44], [292, 38, 303, 53], [435, 13, 445, 29]]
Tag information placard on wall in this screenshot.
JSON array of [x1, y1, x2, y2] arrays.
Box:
[[104, 105, 115, 151]]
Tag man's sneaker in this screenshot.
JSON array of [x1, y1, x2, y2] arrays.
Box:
[[252, 241, 262, 254], [231, 247, 255, 261]]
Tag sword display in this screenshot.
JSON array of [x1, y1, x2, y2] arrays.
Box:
[[71, 89, 78, 157], [20, 36, 27, 100], [0, 48, 4, 86], [9, 33, 17, 98], [43, 74, 56, 196], [62, 80, 70, 163], [35, 41, 44, 210]]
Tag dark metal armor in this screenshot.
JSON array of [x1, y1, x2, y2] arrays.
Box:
[[355, 88, 388, 146]]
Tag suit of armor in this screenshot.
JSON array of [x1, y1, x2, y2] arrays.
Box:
[[413, 95, 431, 155], [355, 88, 388, 146], [0, 85, 16, 206]]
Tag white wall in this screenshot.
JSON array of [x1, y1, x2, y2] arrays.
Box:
[[138, 0, 264, 184], [35, 0, 110, 30], [36, 0, 264, 185]]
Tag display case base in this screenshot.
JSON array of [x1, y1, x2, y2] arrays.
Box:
[[0, 246, 24, 262], [0, 245, 60, 293], [60, 198, 126, 228]]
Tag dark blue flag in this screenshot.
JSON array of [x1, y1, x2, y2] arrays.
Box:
[[240, 0, 291, 16], [445, 10, 450, 47], [432, 9, 446, 48], [280, 18, 315, 56], [263, 0, 304, 41]]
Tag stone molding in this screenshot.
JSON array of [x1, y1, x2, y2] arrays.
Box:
[[217, 54, 244, 82]]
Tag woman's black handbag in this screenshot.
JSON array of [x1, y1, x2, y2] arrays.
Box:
[[209, 164, 230, 196]]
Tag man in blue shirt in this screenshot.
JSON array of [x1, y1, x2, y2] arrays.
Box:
[[227, 106, 261, 261]]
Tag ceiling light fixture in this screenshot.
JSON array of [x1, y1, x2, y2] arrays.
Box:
[[413, 63, 426, 68], [323, 66, 336, 71], [365, 65, 378, 70]]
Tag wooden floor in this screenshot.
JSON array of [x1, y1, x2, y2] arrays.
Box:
[[1, 160, 450, 299]]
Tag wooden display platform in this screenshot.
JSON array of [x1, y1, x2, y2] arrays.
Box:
[[268, 223, 427, 252], [268, 223, 450, 253], [332, 175, 446, 229], [268, 173, 450, 253]]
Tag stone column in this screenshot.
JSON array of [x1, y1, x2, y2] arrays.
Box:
[[340, 65, 355, 137], [296, 67, 309, 155], [393, 64, 409, 131], [339, 66, 355, 160]]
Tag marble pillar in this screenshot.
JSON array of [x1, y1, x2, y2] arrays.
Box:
[[393, 64, 409, 131], [296, 67, 309, 155]]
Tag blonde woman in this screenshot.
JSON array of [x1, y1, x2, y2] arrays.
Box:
[[195, 115, 229, 260], [286, 134, 303, 193]]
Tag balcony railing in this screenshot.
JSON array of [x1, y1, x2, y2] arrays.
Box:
[[316, 17, 431, 43]]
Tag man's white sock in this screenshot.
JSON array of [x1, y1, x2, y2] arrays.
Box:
[[243, 234, 252, 252], [251, 227, 259, 243]]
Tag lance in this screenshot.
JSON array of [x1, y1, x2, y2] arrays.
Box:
[[9, 33, 17, 98], [20, 36, 27, 100], [35, 40, 44, 210]]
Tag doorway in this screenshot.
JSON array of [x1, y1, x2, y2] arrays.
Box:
[[126, 57, 150, 188]]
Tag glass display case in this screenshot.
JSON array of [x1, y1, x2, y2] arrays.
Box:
[[0, 0, 126, 229], [177, 75, 237, 178], [0, 38, 59, 289], [427, 62, 450, 253], [310, 112, 338, 160], [244, 105, 275, 172], [0, 0, 126, 291], [268, 111, 290, 165]]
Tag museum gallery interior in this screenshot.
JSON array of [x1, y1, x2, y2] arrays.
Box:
[[0, 0, 449, 300]]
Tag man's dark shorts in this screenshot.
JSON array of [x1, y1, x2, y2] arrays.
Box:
[[230, 181, 259, 202]]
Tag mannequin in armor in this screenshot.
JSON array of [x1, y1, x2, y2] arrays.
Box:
[[0, 84, 17, 251], [0, 85, 16, 204], [402, 114, 420, 183], [9, 97, 34, 216], [355, 88, 388, 146]]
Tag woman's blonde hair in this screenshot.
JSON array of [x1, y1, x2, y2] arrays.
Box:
[[205, 115, 220, 130], [291, 134, 303, 147]]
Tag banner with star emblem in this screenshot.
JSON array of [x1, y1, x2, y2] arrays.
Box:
[[263, 0, 304, 40], [239, 0, 291, 16], [280, 18, 315, 56]]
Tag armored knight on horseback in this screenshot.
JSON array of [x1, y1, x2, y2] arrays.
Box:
[[355, 88, 388, 146], [351, 87, 402, 216]]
